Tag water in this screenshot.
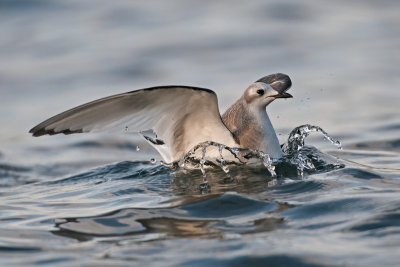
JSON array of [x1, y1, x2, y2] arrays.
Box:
[[1, 0, 400, 266]]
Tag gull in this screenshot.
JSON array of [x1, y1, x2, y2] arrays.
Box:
[[29, 73, 292, 163]]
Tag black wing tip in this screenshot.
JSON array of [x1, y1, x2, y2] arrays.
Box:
[[142, 135, 165, 145], [29, 127, 82, 137], [29, 126, 42, 137]]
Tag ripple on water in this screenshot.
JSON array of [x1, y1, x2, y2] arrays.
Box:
[[51, 193, 287, 241], [0, 245, 42, 253], [53, 210, 222, 241], [180, 193, 276, 219], [346, 207, 400, 237], [347, 139, 400, 152], [0, 163, 35, 187], [281, 197, 377, 220], [270, 180, 326, 195], [54, 210, 146, 238], [41, 161, 161, 186], [338, 168, 383, 180], [179, 254, 332, 267]]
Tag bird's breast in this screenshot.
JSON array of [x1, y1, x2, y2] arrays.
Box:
[[235, 110, 283, 158]]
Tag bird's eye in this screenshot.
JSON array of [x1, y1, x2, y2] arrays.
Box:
[[256, 89, 264, 96]]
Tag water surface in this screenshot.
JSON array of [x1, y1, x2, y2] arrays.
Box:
[[0, 1, 399, 266]]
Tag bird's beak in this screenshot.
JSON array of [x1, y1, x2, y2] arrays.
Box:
[[273, 92, 293, 99]]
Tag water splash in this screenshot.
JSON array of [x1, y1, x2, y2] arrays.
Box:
[[199, 144, 207, 177], [281, 124, 342, 176], [218, 144, 229, 174], [166, 124, 342, 179], [175, 141, 276, 177], [257, 151, 276, 177], [136, 146, 140, 152], [283, 124, 342, 154]]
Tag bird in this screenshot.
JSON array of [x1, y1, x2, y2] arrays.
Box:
[[29, 73, 292, 163]]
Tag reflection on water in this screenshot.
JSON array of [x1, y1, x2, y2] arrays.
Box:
[[0, 0, 400, 266], [52, 195, 288, 242]]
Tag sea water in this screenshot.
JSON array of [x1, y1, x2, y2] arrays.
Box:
[[1, 1, 399, 266]]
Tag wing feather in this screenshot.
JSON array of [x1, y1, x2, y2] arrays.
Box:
[[29, 86, 237, 162]]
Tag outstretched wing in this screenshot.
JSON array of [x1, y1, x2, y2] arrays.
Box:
[[29, 86, 237, 162]]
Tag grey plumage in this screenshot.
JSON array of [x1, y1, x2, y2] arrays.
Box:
[[29, 73, 292, 162], [222, 100, 264, 149], [222, 73, 292, 150]]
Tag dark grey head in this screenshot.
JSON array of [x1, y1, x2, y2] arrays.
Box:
[[242, 73, 292, 107], [256, 73, 292, 94]]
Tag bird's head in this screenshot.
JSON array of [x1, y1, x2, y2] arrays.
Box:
[[243, 73, 292, 108]]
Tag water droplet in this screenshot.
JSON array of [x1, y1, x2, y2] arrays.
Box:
[[150, 158, 156, 164], [217, 144, 229, 173], [178, 159, 185, 168], [125, 126, 129, 132], [258, 151, 276, 177], [198, 182, 210, 194], [222, 165, 230, 173], [199, 144, 207, 177], [268, 179, 278, 187], [136, 146, 140, 151]]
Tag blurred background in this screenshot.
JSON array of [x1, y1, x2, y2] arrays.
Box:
[[1, 0, 399, 146]]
